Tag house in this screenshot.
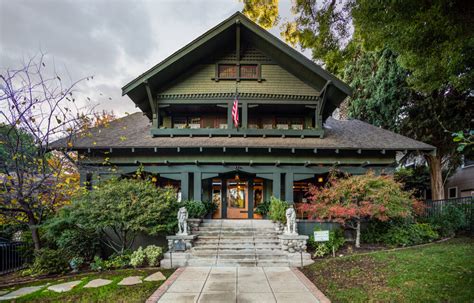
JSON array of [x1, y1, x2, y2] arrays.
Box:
[[445, 155, 474, 199], [55, 12, 434, 219]]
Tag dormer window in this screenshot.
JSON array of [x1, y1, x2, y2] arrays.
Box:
[[216, 63, 260, 81]]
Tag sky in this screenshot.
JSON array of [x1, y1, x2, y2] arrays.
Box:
[[0, 0, 302, 117]]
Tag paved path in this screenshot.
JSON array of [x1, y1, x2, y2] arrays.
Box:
[[151, 267, 324, 303]]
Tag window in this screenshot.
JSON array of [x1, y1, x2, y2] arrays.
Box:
[[240, 65, 258, 79], [218, 64, 237, 78], [276, 118, 289, 130], [290, 118, 304, 130], [448, 187, 458, 199], [217, 63, 260, 80], [173, 117, 201, 129]]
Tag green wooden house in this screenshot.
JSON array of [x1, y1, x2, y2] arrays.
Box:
[[58, 12, 434, 219]]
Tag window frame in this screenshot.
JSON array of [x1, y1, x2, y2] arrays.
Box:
[[215, 62, 261, 81], [448, 187, 458, 199]]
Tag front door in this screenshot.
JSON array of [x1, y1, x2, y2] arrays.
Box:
[[226, 179, 248, 219]]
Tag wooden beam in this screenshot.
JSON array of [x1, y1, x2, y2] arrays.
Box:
[[199, 147, 203, 152], [144, 80, 158, 128]]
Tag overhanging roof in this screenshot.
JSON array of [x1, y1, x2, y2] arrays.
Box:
[[121, 12, 352, 120]]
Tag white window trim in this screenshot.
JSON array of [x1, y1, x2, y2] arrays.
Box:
[[448, 186, 458, 199]]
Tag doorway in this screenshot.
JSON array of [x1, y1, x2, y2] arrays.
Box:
[[226, 178, 248, 219]]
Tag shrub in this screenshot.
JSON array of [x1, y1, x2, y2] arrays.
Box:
[[30, 248, 69, 275], [130, 247, 147, 268], [428, 204, 467, 237], [181, 200, 207, 218], [144, 245, 163, 267], [254, 200, 271, 216], [383, 223, 439, 247], [69, 257, 84, 272], [268, 197, 289, 223], [104, 252, 131, 269], [203, 200, 219, 217], [310, 227, 345, 258], [63, 179, 178, 254], [90, 256, 106, 272], [43, 208, 100, 261]]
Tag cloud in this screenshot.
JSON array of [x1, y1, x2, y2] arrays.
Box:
[[1, 0, 304, 117]]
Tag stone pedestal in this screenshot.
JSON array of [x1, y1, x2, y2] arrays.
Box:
[[278, 234, 313, 266], [166, 234, 197, 251], [278, 234, 308, 253]]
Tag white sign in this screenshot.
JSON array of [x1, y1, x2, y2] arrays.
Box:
[[314, 230, 329, 242]]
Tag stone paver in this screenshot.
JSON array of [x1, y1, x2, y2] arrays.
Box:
[[48, 281, 81, 293], [153, 266, 320, 303], [118, 276, 143, 286], [84, 278, 113, 288], [0, 286, 44, 300], [144, 272, 167, 282]]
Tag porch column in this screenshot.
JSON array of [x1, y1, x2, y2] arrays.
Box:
[[248, 178, 254, 218], [242, 101, 248, 129], [272, 172, 281, 199], [193, 171, 202, 201], [227, 100, 233, 129], [181, 172, 189, 201], [285, 172, 294, 203]]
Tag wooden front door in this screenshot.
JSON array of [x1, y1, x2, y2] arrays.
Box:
[[226, 179, 248, 219]]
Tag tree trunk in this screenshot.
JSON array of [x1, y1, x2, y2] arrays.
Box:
[[26, 211, 41, 250], [355, 220, 361, 248], [425, 154, 444, 200]]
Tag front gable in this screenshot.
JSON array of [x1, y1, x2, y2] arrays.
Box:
[[122, 12, 351, 122]]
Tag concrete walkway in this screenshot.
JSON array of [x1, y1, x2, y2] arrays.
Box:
[[151, 267, 325, 303]]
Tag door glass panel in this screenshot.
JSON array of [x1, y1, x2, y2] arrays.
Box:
[[253, 179, 263, 208], [228, 180, 246, 209], [212, 179, 222, 218]]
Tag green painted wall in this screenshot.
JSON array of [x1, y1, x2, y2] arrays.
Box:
[[158, 64, 319, 96]]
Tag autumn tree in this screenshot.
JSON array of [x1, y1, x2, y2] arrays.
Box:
[[303, 172, 421, 247], [0, 55, 91, 249]]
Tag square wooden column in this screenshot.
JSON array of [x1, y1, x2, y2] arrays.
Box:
[[181, 172, 189, 201], [227, 100, 233, 129], [242, 101, 248, 129], [193, 171, 202, 201], [285, 172, 294, 203], [272, 172, 281, 199]]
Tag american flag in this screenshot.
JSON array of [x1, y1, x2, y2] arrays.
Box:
[[232, 95, 239, 128]]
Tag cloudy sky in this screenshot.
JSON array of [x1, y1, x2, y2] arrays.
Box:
[[1, 0, 301, 117]]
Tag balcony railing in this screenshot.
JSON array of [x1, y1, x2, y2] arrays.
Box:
[[150, 127, 324, 138]]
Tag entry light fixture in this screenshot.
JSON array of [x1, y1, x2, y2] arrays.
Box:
[[318, 177, 324, 183]]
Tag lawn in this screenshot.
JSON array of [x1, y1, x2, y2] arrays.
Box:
[[0, 268, 174, 303], [301, 237, 474, 302]]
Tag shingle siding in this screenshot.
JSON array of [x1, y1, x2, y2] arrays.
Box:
[[159, 64, 318, 96]]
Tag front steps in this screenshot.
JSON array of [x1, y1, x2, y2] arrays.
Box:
[[161, 219, 314, 268]]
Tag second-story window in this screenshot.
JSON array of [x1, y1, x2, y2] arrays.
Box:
[[173, 117, 201, 129], [217, 64, 259, 80], [218, 64, 237, 79]]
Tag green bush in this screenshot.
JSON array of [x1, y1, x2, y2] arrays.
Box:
[[30, 248, 69, 275], [268, 197, 289, 223], [254, 200, 271, 216], [104, 252, 131, 269], [181, 200, 207, 218], [90, 256, 107, 272], [383, 223, 439, 247], [428, 204, 467, 237], [203, 200, 219, 217], [43, 208, 100, 261], [130, 247, 147, 268], [309, 227, 346, 257], [144, 245, 163, 267], [61, 179, 178, 254]]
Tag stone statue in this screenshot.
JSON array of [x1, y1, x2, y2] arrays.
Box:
[[177, 207, 188, 235], [285, 207, 297, 235]]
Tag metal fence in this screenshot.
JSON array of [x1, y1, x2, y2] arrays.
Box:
[[0, 239, 30, 275], [423, 196, 474, 231]]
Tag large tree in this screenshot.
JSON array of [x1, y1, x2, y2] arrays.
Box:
[[242, 0, 473, 199], [0, 55, 90, 249]]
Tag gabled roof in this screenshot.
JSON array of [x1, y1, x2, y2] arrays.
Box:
[[121, 12, 352, 120], [51, 112, 435, 152]]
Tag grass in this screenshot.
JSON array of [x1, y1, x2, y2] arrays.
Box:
[[0, 268, 174, 303], [301, 237, 474, 302]]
